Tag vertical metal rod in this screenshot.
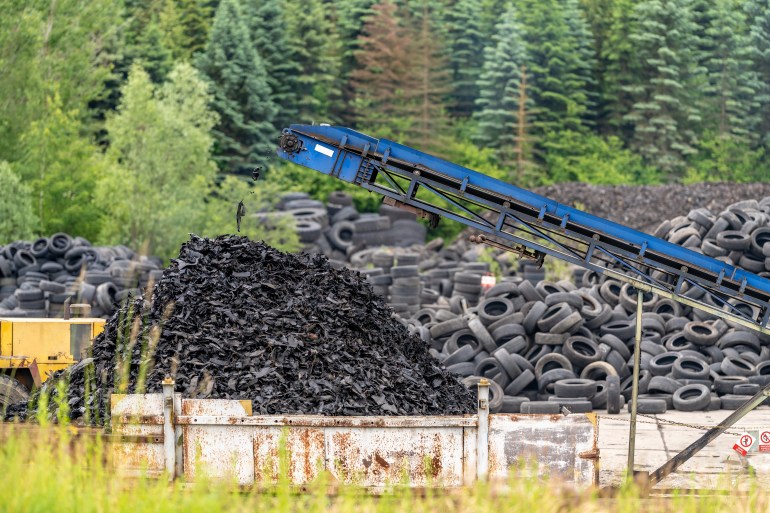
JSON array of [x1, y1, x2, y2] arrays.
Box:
[[162, 377, 176, 481], [627, 289, 644, 478], [477, 379, 490, 481]]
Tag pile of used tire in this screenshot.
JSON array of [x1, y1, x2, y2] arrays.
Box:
[[0, 233, 162, 318], [270, 191, 428, 264], [35, 235, 475, 422], [370, 198, 770, 414]]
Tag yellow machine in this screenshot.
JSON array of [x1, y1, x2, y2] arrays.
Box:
[[0, 317, 105, 406]]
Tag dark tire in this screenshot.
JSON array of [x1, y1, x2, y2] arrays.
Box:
[[606, 376, 622, 414], [718, 330, 761, 352], [600, 319, 635, 340], [672, 384, 711, 411], [330, 206, 359, 224], [0, 374, 29, 407], [649, 352, 681, 376], [562, 336, 601, 367], [504, 369, 535, 396], [13, 250, 36, 269], [491, 323, 526, 345], [580, 361, 618, 381], [446, 362, 475, 377], [714, 376, 748, 395], [31, 238, 49, 258], [534, 332, 569, 345], [544, 292, 583, 309], [716, 230, 750, 251], [493, 348, 522, 380], [444, 345, 476, 366], [600, 334, 631, 360], [684, 321, 720, 346], [15, 289, 43, 301], [554, 378, 597, 399], [536, 303, 571, 331], [295, 220, 323, 243], [534, 353, 573, 378], [720, 356, 756, 377], [47, 232, 74, 257], [96, 282, 119, 311], [478, 297, 515, 326], [733, 383, 760, 396], [500, 396, 529, 414], [672, 356, 710, 380], [475, 357, 511, 388], [468, 317, 497, 353], [445, 329, 481, 355], [462, 377, 504, 412], [521, 401, 560, 414], [629, 398, 667, 414], [517, 280, 543, 302], [523, 301, 547, 334], [719, 394, 749, 410], [648, 376, 681, 394], [537, 368, 576, 393]]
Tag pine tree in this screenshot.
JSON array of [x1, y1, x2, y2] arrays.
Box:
[[282, 0, 342, 123], [587, 0, 639, 139], [746, 0, 770, 147], [516, 0, 596, 136], [242, 0, 301, 129], [473, 5, 532, 176], [195, 0, 277, 174], [130, 19, 175, 83], [623, 0, 704, 176], [175, 0, 212, 59], [701, 0, 761, 143], [349, 0, 417, 137], [444, 0, 486, 118], [410, 1, 451, 150]]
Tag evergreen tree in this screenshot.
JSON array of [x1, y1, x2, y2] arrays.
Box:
[[623, 0, 704, 176], [516, 0, 596, 136], [588, 0, 639, 139], [335, 0, 378, 123], [174, 0, 212, 59], [349, 0, 417, 137], [195, 0, 277, 174], [444, 0, 486, 118], [283, 0, 342, 123], [473, 5, 533, 178], [410, 1, 451, 150], [130, 19, 175, 83], [701, 0, 761, 143], [242, 0, 301, 129], [746, 0, 770, 146]]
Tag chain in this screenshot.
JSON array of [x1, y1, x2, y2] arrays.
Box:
[[595, 413, 764, 437]]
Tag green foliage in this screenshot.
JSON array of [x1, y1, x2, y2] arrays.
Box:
[[0, 162, 38, 241], [544, 130, 661, 185], [195, 0, 277, 175], [701, 0, 761, 144], [283, 0, 343, 123], [200, 175, 301, 252], [14, 93, 107, 240], [745, 0, 770, 147], [473, 4, 530, 173], [0, 0, 118, 162], [683, 134, 767, 183], [623, 0, 704, 177], [241, 0, 300, 130], [98, 62, 219, 260], [444, 0, 485, 117]]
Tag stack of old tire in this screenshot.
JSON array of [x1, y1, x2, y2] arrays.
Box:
[[275, 191, 428, 264], [390, 198, 770, 414], [0, 233, 162, 318]]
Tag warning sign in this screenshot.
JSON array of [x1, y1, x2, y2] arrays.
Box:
[[760, 431, 770, 453], [733, 433, 754, 456]]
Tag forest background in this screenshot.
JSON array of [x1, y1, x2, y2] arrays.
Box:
[[2, 0, 769, 259]]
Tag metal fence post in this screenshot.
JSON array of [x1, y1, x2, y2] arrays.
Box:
[[627, 289, 643, 478], [162, 377, 176, 481], [477, 379, 490, 481]]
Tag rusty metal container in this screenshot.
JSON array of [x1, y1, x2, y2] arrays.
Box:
[[110, 380, 599, 488]]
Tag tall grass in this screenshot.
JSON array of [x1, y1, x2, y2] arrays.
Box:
[[0, 422, 768, 513]]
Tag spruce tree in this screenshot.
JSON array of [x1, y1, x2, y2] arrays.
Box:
[[195, 0, 277, 174], [623, 0, 704, 176], [474, 5, 531, 173], [444, 0, 486, 118], [516, 0, 596, 136], [242, 0, 300, 129], [282, 0, 342, 123], [701, 0, 761, 143], [349, 0, 417, 137], [746, 0, 770, 146]]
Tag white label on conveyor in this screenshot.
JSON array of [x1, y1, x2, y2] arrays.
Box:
[[314, 144, 334, 157]]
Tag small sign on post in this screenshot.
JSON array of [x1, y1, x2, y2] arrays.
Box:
[[759, 431, 770, 453], [733, 433, 754, 456]]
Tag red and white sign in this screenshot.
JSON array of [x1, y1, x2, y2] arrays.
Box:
[[759, 431, 770, 453], [733, 433, 754, 456]]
